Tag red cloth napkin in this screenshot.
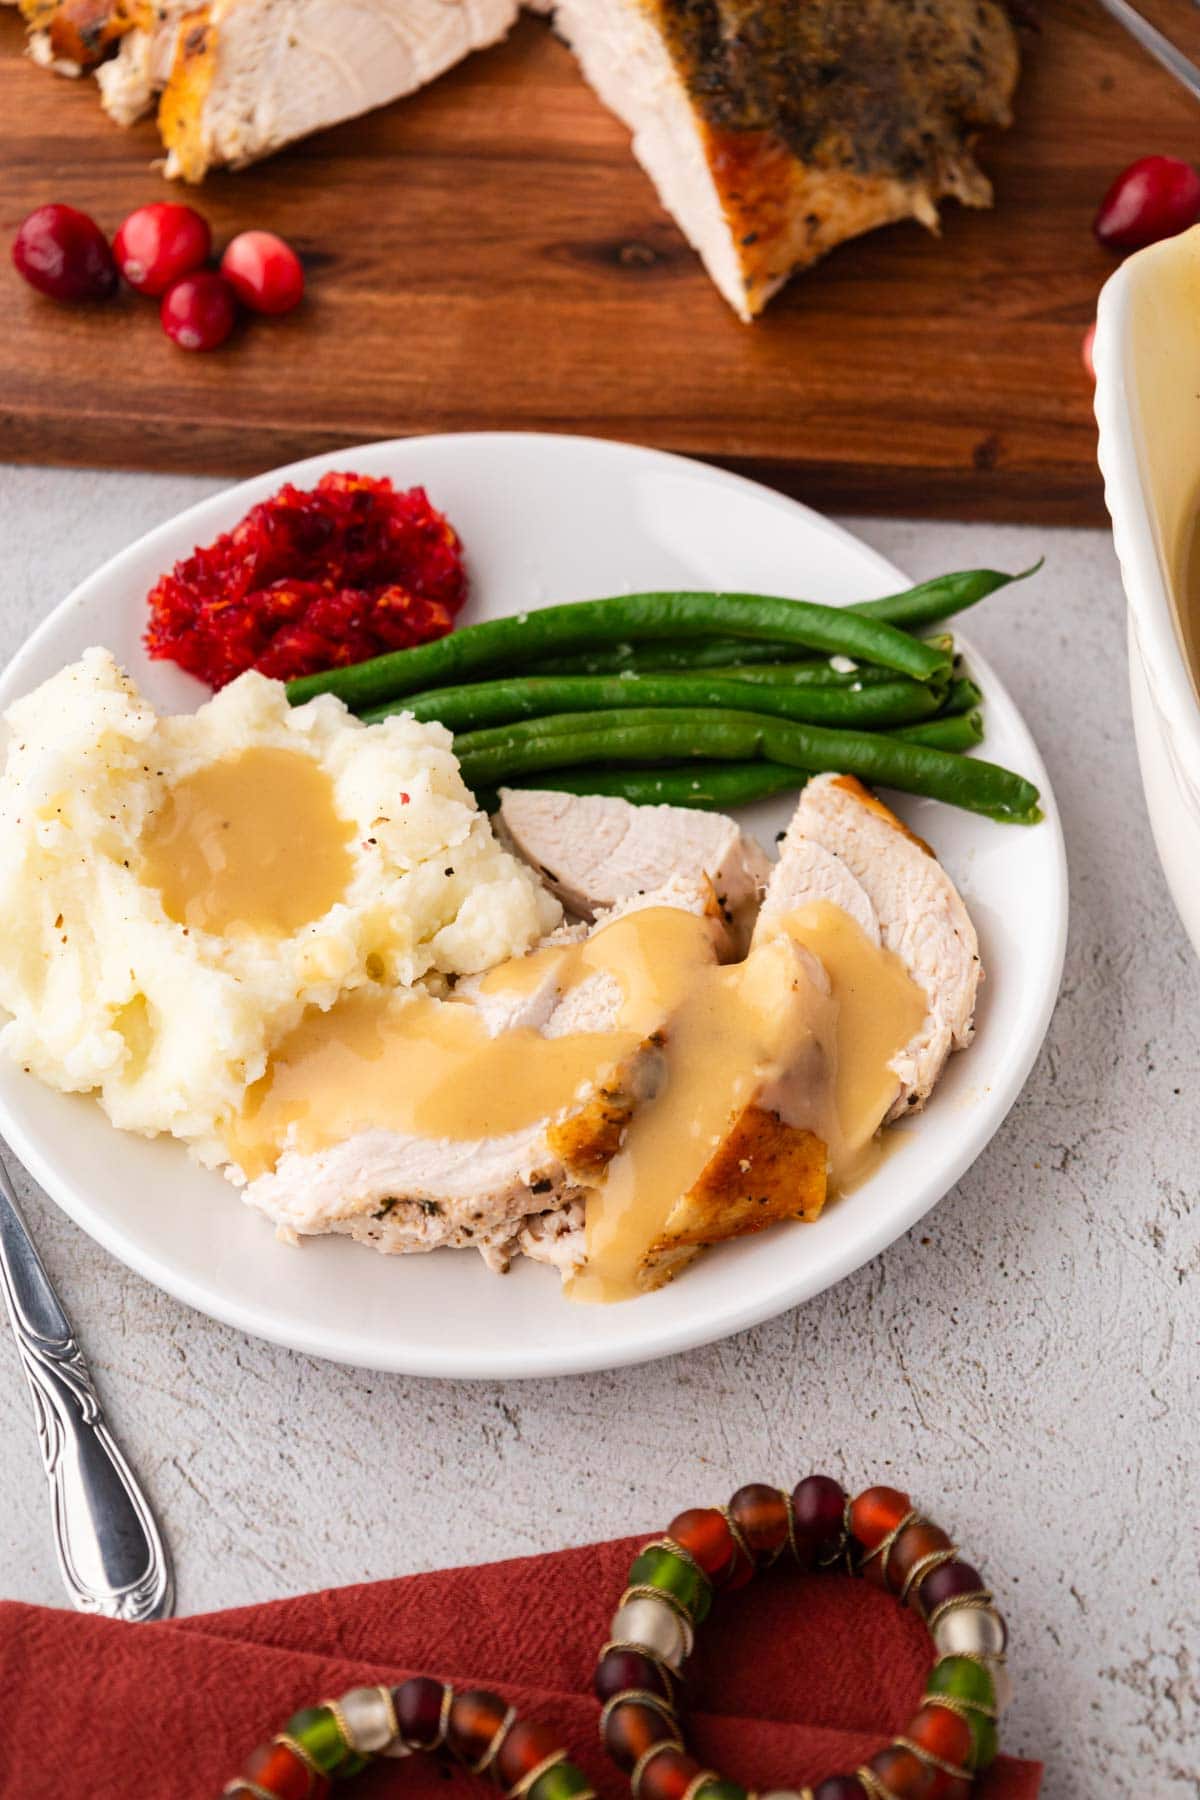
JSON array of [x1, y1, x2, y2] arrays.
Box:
[[0, 1534, 1040, 1799]]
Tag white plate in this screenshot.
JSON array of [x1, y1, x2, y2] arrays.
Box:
[[0, 434, 1066, 1378]]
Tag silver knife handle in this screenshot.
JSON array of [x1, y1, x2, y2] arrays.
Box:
[[0, 1163, 173, 1621]]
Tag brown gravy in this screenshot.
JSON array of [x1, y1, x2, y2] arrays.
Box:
[[141, 747, 354, 938], [227, 898, 925, 1303]]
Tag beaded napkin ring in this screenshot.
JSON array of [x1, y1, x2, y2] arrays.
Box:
[[594, 1475, 1008, 1800], [223, 1476, 1009, 1800], [224, 1678, 593, 1800]]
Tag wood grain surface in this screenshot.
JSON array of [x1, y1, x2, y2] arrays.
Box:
[[1, 1, 1198, 519]]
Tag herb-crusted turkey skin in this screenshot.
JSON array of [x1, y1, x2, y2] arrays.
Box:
[[658, 0, 1018, 176], [553, 0, 1021, 315]]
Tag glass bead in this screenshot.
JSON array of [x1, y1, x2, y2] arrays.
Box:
[[884, 1521, 953, 1597], [868, 1745, 935, 1797], [729, 1484, 791, 1564], [338, 1686, 398, 1756], [603, 1700, 677, 1774], [639, 1746, 704, 1800], [925, 1659, 998, 1768], [926, 1656, 995, 1712], [630, 1545, 713, 1625], [694, 1780, 748, 1800], [594, 1648, 672, 1705], [667, 1509, 737, 1583], [612, 1594, 691, 1668], [527, 1759, 594, 1800], [497, 1720, 563, 1790], [790, 1475, 847, 1564], [243, 1738, 330, 1799], [964, 1712, 999, 1772], [933, 1606, 1006, 1661], [392, 1677, 447, 1750], [917, 1561, 984, 1615], [812, 1779, 866, 1800], [283, 1707, 366, 1779], [848, 1485, 911, 1553], [447, 1689, 511, 1767], [905, 1703, 972, 1769]]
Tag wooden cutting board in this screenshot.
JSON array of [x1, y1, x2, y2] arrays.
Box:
[[1, 1, 1197, 521]]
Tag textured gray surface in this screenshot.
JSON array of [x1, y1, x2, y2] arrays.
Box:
[[0, 466, 1197, 1796]]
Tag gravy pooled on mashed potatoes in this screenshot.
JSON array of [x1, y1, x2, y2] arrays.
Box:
[[0, 649, 560, 1163]]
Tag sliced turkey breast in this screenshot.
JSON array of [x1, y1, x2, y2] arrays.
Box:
[[96, 2, 183, 123], [18, 0, 147, 75], [156, 0, 520, 181], [550, 0, 1020, 319], [239, 874, 720, 1272], [498, 787, 768, 932], [14, 0, 1021, 316], [777, 772, 981, 1116], [755, 835, 879, 947]]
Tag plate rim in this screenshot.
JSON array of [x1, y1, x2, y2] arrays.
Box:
[[0, 430, 1069, 1378]]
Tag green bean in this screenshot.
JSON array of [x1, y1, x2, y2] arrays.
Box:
[[286, 592, 951, 711], [369, 671, 943, 734], [494, 763, 807, 812], [893, 712, 984, 751], [849, 562, 1042, 629], [937, 677, 983, 717], [531, 630, 953, 680], [454, 708, 1041, 825], [530, 637, 800, 676], [696, 661, 916, 689]]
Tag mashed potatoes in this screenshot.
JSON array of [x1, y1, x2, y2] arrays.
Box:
[[0, 649, 560, 1164]]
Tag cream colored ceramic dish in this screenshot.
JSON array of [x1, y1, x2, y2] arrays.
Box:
[[1095, 224, 1200, 958]]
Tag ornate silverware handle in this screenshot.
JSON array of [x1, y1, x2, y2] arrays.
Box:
[[0, 1152, 173, 1621]]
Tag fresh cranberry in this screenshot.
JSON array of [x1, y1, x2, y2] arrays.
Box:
[[113, 202, 210, 296], [1094, 155, 1200, 252], [12, 203, 117, 302], [160, 271, 237, 351], [219, 230, 304, 315], [1081, 322, 1097, 383]]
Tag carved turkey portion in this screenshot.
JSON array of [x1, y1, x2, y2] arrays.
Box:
[[9, 0, 1021, 314], [552, 0, 1021, 315]]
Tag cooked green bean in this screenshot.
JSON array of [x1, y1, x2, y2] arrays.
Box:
[[488, 716, 987, 807], [531, 637, 800, 676], [937, 677, 984, 717], [893, 711, 984, 751], [286, 591, 951, 710], [455, 707, 1041, 824], [531, 629, 953, 680], [849, 562, 1042, 629], [368, 671, 943, 734], [697, 661, 920, 689], [494, 763, 807, 812]]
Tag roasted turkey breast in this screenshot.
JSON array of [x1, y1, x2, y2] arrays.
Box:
[[158, 0, 521, 181], [773, 772, 982, 1115], [553, 0, 1020, 317], [239, 873, 727, 1275], [497, 786, 768, 931], [12, 0, 1022, 313]]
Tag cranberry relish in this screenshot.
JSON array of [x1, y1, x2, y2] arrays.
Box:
[[145, 471, 467, 689]]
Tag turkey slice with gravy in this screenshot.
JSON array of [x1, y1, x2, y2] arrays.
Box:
[[762, 773, 982, 1120], [236, 874, 731, 1274], [238, 778, 980, 1298]]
